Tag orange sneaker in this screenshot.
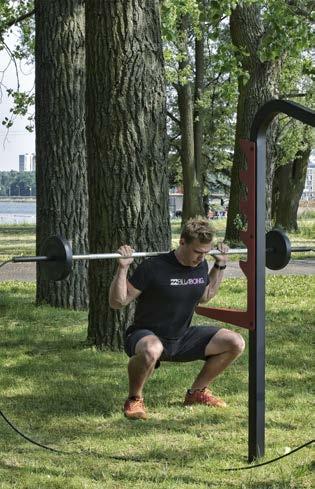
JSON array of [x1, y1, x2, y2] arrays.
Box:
[[123, 397, 147, 420], [184, 388, 227, 408]]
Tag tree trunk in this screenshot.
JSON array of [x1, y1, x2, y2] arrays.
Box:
[[194, 32, 205, 189], [86, 0, 171, 349], [177, 15, 204, 223], [272, 145, 311, 231], [35, 0, 88, 309], [225, 4, 280, 244]]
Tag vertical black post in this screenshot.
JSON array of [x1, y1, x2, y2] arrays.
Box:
[[248, 133, 265, 462], [248, 99, 314, 462]]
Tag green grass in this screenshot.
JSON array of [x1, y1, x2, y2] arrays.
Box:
[[0, 222, 314, 487], [0, 219, 314, 261], [0, 225, 36, 261], [0, 278, 314, 488]]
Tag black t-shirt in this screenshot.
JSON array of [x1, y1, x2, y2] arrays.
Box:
[[127, 251, 210, 339]]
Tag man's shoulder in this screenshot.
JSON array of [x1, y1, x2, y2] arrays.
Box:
[[144, 251, 175, 265]]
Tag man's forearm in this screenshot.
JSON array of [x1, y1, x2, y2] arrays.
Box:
[[109, 266, 129, 308], [202, 265, 225, 302]]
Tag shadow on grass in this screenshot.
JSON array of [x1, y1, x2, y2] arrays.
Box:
[[0, 281, 313, 477], [0, 344, 249, 452]]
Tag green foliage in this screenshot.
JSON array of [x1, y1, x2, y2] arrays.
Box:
[[161, 0, 201, 44], [0, 171, 36, 196], [259, 0, 314, 63], [161, 1, 239, 194], [0, 0, 35, 131], [232, 213, 246, 231], [0, 0, 34, 52], [2, 89, 34, 130]]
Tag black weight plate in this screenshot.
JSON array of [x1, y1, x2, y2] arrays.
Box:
[[266, 229, 291, 270], [40, 236, 73, 281]]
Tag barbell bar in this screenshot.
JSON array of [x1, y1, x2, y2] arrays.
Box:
[[10, 229, 314, 281]]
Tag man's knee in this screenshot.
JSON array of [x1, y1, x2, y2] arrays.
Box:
[[135, 336, 164, 366], [205, 329, 245, 356], [227, 331, 245, 355]]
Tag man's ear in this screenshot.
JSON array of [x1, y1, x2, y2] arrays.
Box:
[[180, 238, 185, 246]]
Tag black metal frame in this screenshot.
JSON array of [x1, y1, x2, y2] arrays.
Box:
[[248, 100, 315, 462]]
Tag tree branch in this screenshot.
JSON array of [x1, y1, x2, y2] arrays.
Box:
[[167, 111, 180, 125], [169, 132, 181, 142], [279, 92, 307, 99], [286, 0, 312, 18], [0, 8, 35, 35]]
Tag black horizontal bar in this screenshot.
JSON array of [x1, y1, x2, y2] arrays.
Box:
[[12, 256, 50, 263], [291, 247, 314, 253], [251, 100, 315, 141], [10, 246, 314, 265]]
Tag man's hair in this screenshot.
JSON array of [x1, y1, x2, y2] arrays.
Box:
[[180, 216, 214, 244]]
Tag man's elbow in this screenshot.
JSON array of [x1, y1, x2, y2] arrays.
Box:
[[207, 291, 216, 301], [199, 292, 216, 304], [109, 298, 125, 310]]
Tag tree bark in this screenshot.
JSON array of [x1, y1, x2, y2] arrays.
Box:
[[194, 31, 205, 188], [225, 4, 280, 244], [272, 144, 311, 231], [35, 0, 88, 309], [86, 0, 171, 349]]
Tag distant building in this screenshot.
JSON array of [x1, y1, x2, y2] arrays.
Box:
[[301, 149, 315, 201], [302, 162, 315, 200], [19, 153, 36, 172], [169, 191, 183, 217]]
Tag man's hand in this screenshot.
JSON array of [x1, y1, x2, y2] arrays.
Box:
[[117, 245, 135, 269], [213, 242, 229, 266]]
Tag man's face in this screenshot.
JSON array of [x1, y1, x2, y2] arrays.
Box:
[[180, 238, 212, 267]]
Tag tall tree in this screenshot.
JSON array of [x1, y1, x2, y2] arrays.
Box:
[[35, 0, 88, 309], [271, 28, 314, 230], [177, 12, 205, 221], [86, 0, 171, 348], [225, 0, 314, 243], [162, 0, 239, 222], [225, 2, 281, 243], [272, 125, 313, 231]]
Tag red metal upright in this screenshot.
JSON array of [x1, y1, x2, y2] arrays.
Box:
[[195, 139, 256, 331]]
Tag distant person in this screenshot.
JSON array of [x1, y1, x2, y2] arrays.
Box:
[[109, 217, 245, 419]]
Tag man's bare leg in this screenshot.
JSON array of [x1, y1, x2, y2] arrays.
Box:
[[191, 329, 245, 390], [128, 336, 164, 398]]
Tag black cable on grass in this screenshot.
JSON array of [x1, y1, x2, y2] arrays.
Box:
[[1, 257, 313, 467], [0, 408, 67, 454], [220, 439, 314, 471], [0, 405, 313, 471], [0, 407, 104, 458], [108, 441, 315, 469]]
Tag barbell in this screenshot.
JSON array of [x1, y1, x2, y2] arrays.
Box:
[[9, 228, 314, 282]]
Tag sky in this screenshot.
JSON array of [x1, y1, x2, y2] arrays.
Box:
[[0, 31, 35, 172]]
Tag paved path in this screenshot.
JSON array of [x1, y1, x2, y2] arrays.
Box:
[[0, 259, 314, 282]]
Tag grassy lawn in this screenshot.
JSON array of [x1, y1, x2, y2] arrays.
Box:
[[0, 216, 314, 261], [0, 222, 314, 488], [0, 224, 36, 261]]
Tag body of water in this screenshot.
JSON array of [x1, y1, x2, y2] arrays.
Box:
[[0, 201, 36, 224]]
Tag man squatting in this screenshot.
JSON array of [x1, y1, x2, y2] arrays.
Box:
[[109, 217, 245, 419]]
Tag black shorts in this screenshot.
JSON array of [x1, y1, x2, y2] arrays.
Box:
[[124, 326, 219, 368]]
